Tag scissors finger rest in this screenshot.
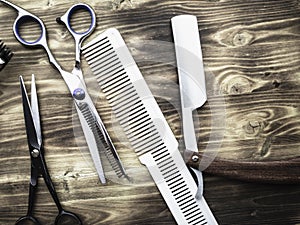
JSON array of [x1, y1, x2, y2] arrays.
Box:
[[56, 3, 96, 36]]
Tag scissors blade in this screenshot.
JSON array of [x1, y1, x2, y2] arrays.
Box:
[[172, 15, 207, 153], [93, 112, 128, 179], [75, 103, 106, 184], [20, 76, 40, 150], [30, 74, 42, 146], [76, 100, 127, 181]]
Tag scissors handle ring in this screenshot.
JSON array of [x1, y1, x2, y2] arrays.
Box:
[[55, 209, 82, 225], [57, 3, 96, 37], [14, 14, 46, 46], [1, 0, 47, 47], [15, 215, 41, 225]]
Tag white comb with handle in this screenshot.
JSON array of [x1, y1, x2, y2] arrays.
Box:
[[82, 28, 217, 224]]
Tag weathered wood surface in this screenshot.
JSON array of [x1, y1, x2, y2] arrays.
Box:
[[0, 0, 299, 224]]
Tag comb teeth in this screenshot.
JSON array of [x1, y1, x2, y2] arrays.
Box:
[[0, 40, 13, 71], [79, 103, 125, 178], [82, 28, 215, 225], [83, 36, 167, 157]]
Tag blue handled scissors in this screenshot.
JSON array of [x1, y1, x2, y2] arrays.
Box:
[[0, 0, 128, 183], [17, 75, 82, 225]]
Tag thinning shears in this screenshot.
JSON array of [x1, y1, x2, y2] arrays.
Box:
[[17, 75, 82, 225], [1, 0, 127, 183]]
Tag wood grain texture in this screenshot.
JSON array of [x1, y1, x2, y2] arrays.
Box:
[[0, 0, 299, 224]]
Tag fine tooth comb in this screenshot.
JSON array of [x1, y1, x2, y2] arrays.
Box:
[[82, 28, 217, 224], [0, 40, 13, 71]]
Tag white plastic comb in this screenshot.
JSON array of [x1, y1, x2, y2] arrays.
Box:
[[82, 28, 217, 225]]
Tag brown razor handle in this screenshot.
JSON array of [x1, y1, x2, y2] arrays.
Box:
[[185, 150, 300, 184]]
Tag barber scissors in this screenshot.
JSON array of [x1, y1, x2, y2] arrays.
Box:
[[1, 0, 128, 183], [17, 75, 82, 225]]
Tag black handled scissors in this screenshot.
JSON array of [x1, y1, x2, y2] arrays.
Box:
[[1, 0, 128, 183], [17, 75, 82, 225]]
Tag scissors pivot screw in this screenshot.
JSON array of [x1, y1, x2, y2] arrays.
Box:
[[192, 155, 199, 162], [31, 149, 40, 158], [73, 88, 85, 100]]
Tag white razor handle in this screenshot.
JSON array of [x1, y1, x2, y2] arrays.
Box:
[[172, 14, 207, 154]]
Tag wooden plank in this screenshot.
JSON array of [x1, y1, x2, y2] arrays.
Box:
[[0, 0, 299, 224]]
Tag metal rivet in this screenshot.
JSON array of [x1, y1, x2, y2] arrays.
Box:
[[73, 88, 85, 100], [192, 155, 199, 162], [31, 149, 40, 158]]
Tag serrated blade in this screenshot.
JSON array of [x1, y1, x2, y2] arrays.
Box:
[[76, 100, 127, 183], [76, 103, 106, 183]]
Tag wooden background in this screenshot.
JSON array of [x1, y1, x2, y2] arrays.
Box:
[[0, 0, 299, 224]]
